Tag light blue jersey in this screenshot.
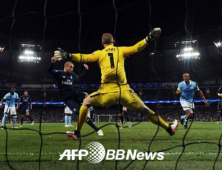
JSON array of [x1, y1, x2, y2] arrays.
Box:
[[177, 80, 199, 102], [3, 93, 19, 107]]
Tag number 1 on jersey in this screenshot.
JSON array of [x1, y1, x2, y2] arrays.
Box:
[[108, 53, 115, 69]]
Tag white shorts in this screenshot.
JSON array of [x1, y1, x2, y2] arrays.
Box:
[[4, 105, 17, 116], [180, 101, 194, 113], [64, 106, 73, 115], [87, 110, 90, 118]]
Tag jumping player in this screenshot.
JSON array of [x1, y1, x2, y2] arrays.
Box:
[[53, 27, 178, 139]]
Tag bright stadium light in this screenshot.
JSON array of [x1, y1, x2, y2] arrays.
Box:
[[24, 50, 34, 55], [176, 39, 200, 61], [176, 52, 200, 60], [0, 46, 4, 52], [213, 41, 222, 52], [19, 55, 41, 60], [215, 42, 221, 47], [176, 51, 200, 60], [18, 44, 41, 63], [183, 47, 193, 51]]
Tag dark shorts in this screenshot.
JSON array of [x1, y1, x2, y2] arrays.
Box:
[[63, 90, 85, 115], [64, 100, 81, 115], [19, 106, 30, 115], [219, 107, 222, 116], [62, 90, 85, 102]]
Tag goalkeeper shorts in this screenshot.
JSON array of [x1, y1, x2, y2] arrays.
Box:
[[89, 89, 143, 110]]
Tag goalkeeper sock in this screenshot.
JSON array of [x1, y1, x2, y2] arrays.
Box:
[[86, 117, 99, 132], [65, 116, 68, 126], [147, 109, 169, 130], [76, 105, 88, 133]]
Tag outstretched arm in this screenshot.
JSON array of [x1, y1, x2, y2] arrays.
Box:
[[0, 97, 5, 108], [122, 28, 161, 57], [48, 57, 57, 74], [48, 63, 55, 74], [70, 53, 99, 63], [198, 90, 209, 106], [53, 48, 99, 63], [176, 84, 182, 95], [176, 89, 181, 95], [122, 39, 148, 57], [77, 64, 89, 81], [53, 28, 161, 61]]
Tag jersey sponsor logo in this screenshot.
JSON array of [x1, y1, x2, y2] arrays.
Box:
[[62, 80, 73, 85]]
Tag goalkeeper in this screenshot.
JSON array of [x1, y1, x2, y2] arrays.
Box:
[[52, 28, 178, 139]]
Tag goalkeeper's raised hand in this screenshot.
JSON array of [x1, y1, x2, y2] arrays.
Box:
[[54, 48, 71, 61], [145, 28, 161, 43]]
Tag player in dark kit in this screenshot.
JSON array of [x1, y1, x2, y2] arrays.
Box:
[[217, 85, 222, 124], [49, 60, 103, 136], [48, 60, 88, 114], [119, 106, 131, 128], [18, 90, 34, 127]]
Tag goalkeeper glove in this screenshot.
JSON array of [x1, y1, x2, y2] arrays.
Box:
[[145, 27, 161, 43], [54, 48, 72, 61]]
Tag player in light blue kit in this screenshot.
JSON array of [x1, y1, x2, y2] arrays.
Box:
[[0, 87, 19, 128], [64, 104, 74, 127], [176, 73, 208, 129]]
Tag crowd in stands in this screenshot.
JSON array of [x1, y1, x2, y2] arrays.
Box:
[[0, 86, 221, 123]]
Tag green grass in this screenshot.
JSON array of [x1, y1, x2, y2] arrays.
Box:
[[0, 122, 222, 170]]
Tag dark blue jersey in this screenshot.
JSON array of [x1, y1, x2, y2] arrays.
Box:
[[48, 63, 87, 101], [19, 95, 32, 106]]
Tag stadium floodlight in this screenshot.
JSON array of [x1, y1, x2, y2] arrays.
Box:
[[176, 52, 200, 60], [18, 55, 41, 61], [18, 44, 41, 63], [24, 50, 34, 55], [176, 39, 200, 61], [183, 47, 193, 51], [213, 41, 222, 52], [0, 46, 4, 52], [215, 42, 221, 47]]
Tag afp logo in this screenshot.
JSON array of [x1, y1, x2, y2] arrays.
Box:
[[59, 142, 164, 163], [59, 142, 105, 163]]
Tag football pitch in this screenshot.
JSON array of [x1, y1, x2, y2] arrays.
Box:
[[0, 122, 222, 170]]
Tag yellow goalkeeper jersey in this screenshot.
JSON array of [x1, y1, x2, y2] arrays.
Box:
[[71, 39, 148, 93]]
